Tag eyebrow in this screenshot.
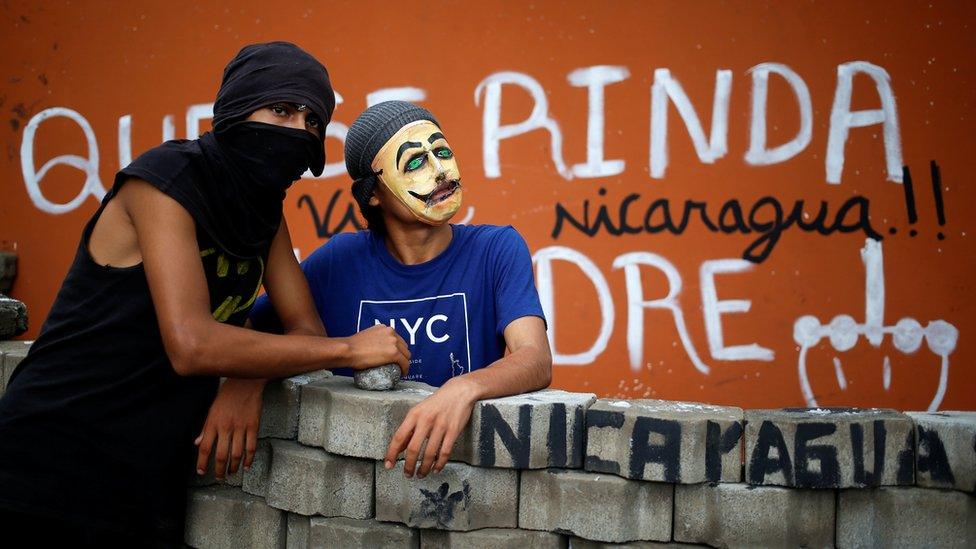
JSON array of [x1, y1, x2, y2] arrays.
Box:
[[427, 132, 445, 144], [396, 141, 423, 166]]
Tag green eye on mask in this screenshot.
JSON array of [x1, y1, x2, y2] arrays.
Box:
[[436, 148, 453, 159], [406, 156, 424, 171]]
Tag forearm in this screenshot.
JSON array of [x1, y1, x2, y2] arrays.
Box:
[[170, 318, 350, 378], [446, 346, 552, 402]]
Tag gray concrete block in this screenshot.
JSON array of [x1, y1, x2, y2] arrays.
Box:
[[837, 486, 976, 548], [243, 439, 273, 498], [421, 527, 566, 548], [306, 516, 419, 548], [569, 539, 706, 548], [355, 363, 402, 390], [264, 440, 374, 518], [184, 485, 286, 549], [0, 294, 27, 339], [585, 399, 742, 484], [470, 390, 595, 469], [260, 370, 333, 439], [907, 411, 976, 492], [745, 408, 915, 488], [519, 469, 672, 543], [189, 450, 244, 488], [0, 339, 30, 392], [286, 514, 310, 549], [375, 460, 518, 531], [673, 483, 835, 547], [299, 376, 460, 460]]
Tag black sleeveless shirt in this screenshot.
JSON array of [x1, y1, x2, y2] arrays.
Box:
[[0, 182, 269, 539]]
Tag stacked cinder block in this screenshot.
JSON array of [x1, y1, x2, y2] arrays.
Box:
[[186, 374, 976, 548], [0, 339, 30, 395]]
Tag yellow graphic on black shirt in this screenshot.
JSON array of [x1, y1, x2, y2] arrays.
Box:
[[200, 248, 265, 323]]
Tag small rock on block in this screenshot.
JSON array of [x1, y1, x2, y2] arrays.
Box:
[[354, 363, 402, 390], [586, 399, 743, 484], [421, 527, 565, 548], [260, 369, 333, 439], [468, 389, 595, 469], [519, 469, 672, 543], [837, 486, 976, 548], [375, 460, 518, 531], [0, 295, 27, 339], [907, 411, 976, 492], [745, 408, 915, 488], [184, 485, 286, 549], [673, 483, 835, 547]]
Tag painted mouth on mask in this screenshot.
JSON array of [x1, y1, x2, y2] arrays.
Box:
[[408, 180, 461, 206]]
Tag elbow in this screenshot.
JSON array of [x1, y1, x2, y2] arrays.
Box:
[[537, 348, 553, 389], [164, 327, 205, 376]]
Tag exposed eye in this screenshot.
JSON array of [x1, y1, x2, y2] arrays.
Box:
[[306, 115, 321, 129], [269, 103, 289, 117], [434, 147, 453, 159], [405, 154, 426, 172]]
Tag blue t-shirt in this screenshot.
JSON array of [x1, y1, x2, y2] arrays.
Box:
[[249, 224, 545, 387]]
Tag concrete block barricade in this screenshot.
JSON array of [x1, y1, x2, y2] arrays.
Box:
[[585, 399, 743, 483], [282, 516, 420, 548], [744, 408, 915, 488], [470, 389, 595, 469], [907, 411, 976, 492], [260, 370, 332, 439], [375, 460, 518, 531], [0, 339, 30, 393], [420, 527, 566, 548], [673, 482, 835, 547], [569, 540, 707, 548], [264, 439, 374, 518], [837, 486, 976, 548], [243, 439, 273, 498], [519, 468, 673, 543], [184, 485, 286, 549]]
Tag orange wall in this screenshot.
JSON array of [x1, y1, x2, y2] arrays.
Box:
[[2, 1, 973, 411]]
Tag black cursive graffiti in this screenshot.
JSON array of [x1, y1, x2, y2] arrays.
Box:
[[551, 188, 883, 263], [296, 190, 363, 239]]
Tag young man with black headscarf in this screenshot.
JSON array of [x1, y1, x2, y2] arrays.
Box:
[[0, 42, 408, 545], [248, 101, 552, 480]]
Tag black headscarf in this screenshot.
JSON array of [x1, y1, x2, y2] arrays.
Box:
[[115, 41, 335, 258]]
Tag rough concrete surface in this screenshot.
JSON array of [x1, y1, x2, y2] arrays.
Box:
[[673, 482, 835, 548], [586, 399, 742, 483], [354, 363, 402, 390], [242, 439, 273, 498], [0, 294, 27, 339], [260, 370, 333, 439], [837, 486, 976, 548], [265, 440, 374, 518], [907, 411, 976, 492], [184, 485, 286, 549], [519, 468, 673, 543], [375, 460, 518, 531], [421, 527, 566, 548], [0, 339, 30, 393]]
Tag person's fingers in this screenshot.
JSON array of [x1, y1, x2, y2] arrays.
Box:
[[396, 352, 410, 376], [244, 426, 258, 469], [385, 416, 416, 469], [228, 428, 245, 475], [395, 337, 409, 361], [213, 428, 231, 480], [403, 420, 433, 479], [433, 426, 461, 474], [195, 426, 217, 475], [418, 423, 446, 479]]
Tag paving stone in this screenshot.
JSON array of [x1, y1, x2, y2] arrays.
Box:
[[260, 370, 333, 439], [519, 469, 672, 543], [421, 527, 565, 548], [375, 460, 518, 531], [673, 483, 835, 547], [586, 399, 742, 484], [354, 363, 402, 390], [286, 514, 310, 549], [569, 539, 706, 548], [265, 440, 373, 518], [470, 390, 595, 469], [0, 294, 27, 339], [907, 411, 976, 492], [184, 485, 286, 549], [243, 439, 273, 497], [298, 376, 470, 460], [744, 408, 915, 488], [307, 516, 419, 548], [837, 486, 976, 548], [0, 339, 30, 392]]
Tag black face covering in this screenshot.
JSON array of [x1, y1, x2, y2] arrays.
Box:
[[115, 41, 335, 258]]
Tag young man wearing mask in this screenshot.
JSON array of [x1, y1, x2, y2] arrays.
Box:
[[248, 101, 552, 481], [0, 43, 408, 545]]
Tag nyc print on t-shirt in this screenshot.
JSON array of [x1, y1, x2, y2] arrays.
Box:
[[358, 293, 471, 382]]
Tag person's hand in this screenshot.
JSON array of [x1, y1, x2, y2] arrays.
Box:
[[341, 324, 411, 375], [383, 376, 482, 478], [195, 378, 266, 480]]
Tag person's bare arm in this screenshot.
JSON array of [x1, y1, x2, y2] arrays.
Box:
[[121, 178, 410, 378], [384, 315, 551, 478]]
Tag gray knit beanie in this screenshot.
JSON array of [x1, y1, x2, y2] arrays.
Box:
[[344, 101, 440, 180]]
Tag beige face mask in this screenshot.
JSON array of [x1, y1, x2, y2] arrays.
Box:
[[370, 120, 462, 225]]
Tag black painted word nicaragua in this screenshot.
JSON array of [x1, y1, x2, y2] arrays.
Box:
[[552, 189, 883, 263]]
